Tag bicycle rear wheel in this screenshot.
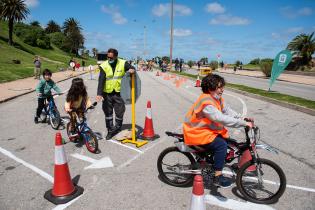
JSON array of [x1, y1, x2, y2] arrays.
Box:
[[50, 107, 61, 129], [236, 158, 286, 204], [83, 130, 98, 153], [157, 147, 196, 187]]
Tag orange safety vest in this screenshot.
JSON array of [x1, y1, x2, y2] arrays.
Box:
[[183, 93, 229, 145]]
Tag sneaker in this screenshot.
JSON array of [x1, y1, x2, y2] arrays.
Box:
[[69, 130, 78, 138], [106, 131, 113, 140], [34, 117, 39, 124], [213, 175, 232, 188]]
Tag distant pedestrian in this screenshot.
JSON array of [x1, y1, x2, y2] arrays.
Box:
[[175, 58, 179, 71], [34, 56, 41, 79], [197, 61, 201, 70], [233, 66, 237, 73], [179, 59, 183, 72], [69, 58, 75, 71], [82, 60, 86, 71]]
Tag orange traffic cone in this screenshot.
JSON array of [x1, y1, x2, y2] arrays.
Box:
[[140, 101, 159, 140], [195, 75, 201, 87], [44, 133, 84, 205], [238, 145, 256, 171], [190, 175, 206, 210]]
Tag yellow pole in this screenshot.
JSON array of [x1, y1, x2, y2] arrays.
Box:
[[122, 73, 148, 148]]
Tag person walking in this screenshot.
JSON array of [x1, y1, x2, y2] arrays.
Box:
[[96, 48, 135, 140], [34, 56, 41, 79]]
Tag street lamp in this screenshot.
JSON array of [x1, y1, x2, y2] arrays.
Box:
[[169, 0, 174, 71]]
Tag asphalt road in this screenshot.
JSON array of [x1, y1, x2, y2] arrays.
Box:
[[184, 68, 315, 101], [0, 71, 314, 210]]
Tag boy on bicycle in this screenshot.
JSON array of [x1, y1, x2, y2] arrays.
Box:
[[183, 74, 254, 188], [34, 69, 62, 123]]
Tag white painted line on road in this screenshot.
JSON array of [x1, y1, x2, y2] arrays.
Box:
[[224, 92, 247, 117], [117, 125, 182, 170], [52, 195, 83, 210], [0, 146, 53, 183], [71, 153, 114, 169], [222, 170, 315, 193], [204, 195, 275, 210], [108, 140, 144, 154]]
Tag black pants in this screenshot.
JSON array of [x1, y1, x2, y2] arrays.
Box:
[[36, 96, 53, 117], [102, 92, 125, 128]]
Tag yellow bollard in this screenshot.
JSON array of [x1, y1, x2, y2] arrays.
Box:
[[121, 73, 148, 148]]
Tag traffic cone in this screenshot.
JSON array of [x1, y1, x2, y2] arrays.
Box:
[[195, 75, 201, 87], [190, 175, 206, 210], [44, 133, 84, 205], [238, 146, 256, 172], [140, 101, 159, 140]]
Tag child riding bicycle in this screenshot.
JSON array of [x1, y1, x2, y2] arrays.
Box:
[[34, 69, 62, 124], [183, 74, 254, 188], [65, 78, 92, 138]]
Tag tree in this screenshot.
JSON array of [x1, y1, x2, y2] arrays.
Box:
[[30, 20, 41, 27], [199, 57, 208, 65], [287, 32, 315, 66], [235, 60, 242, 67], [62, 18, 84, 55], [45, 20, 61, 34], [0, 0, 29, 45], [249, 58, 260, 65]]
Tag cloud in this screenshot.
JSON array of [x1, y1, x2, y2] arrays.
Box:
[[205, 2, 225, 14], [209, 14, 250, 25], [25, 0, 39, 8], [171, 28, 192, 37], [281, 6, 313, 18], [152, 3, 192, 17], [101, 4, 127, 24], [286, 27, 304, 33]]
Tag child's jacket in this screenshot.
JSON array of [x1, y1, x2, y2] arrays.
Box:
[[36, 79, 61, 98]]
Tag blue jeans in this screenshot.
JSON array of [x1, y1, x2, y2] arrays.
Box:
[[201, 136, 227, 171]]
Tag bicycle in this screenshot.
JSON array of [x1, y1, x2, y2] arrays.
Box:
[[157, 126, 286, 204], [39, 93, 62, 130], [66, 102, 98, 153]]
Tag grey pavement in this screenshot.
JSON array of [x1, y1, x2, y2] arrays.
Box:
[[0, 70, 314, 209]]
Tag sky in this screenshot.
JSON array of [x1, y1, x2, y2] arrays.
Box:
[[24, 0, 315, 63]]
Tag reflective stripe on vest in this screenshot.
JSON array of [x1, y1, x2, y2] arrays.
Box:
[[100, 58, 126, 93], [183, 93, 229, 145]]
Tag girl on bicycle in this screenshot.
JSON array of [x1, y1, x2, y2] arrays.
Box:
[[34, 69, 61, 124], [65, 78, 92, 137]]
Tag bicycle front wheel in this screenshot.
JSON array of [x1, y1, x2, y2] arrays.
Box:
[[236, 158, 286, 204], [83, 130, 98, 153], [157, 147, 196, 187], [50, 107, 61, 129]]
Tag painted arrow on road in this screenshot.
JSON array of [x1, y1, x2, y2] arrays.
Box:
[[71, 153, 114, 170]]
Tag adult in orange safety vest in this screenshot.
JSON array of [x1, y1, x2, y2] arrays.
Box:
[[183, 74, 254, 188]]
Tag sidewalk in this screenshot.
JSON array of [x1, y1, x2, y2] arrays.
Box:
[[0, 68, 94, 103]]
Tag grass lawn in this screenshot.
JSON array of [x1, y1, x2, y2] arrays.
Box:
[[0, 21, 96, 83]]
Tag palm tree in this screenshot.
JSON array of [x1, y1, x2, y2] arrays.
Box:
[[62, 18, 84, 55], [287, 32, 315, 66], [30, 20, 41, 27], [45, 20, 61, 33], [0, 0, 29, 45], [62, 17, 82, 35]]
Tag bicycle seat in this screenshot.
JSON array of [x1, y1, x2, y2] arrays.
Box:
[[165, 131, 184, 141]]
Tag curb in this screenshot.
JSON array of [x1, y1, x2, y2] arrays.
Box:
[[166, 71, 315, 116], [0, 71, 88, 104]]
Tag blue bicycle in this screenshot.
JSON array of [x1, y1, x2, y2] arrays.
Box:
[[66, 102, 98, 153], [39, 94, 62, 129]]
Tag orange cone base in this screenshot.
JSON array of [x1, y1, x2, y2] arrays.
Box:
[[139, 133, 160, 141], [44, 185, 84, 205]]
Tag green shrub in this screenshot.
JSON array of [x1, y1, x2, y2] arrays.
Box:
[[260, 61, 273, 77], [249, 58, 260, 65], [209, 60, 218, 70], [187, 60, 194, 68], [49, 32, 65, 48]]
